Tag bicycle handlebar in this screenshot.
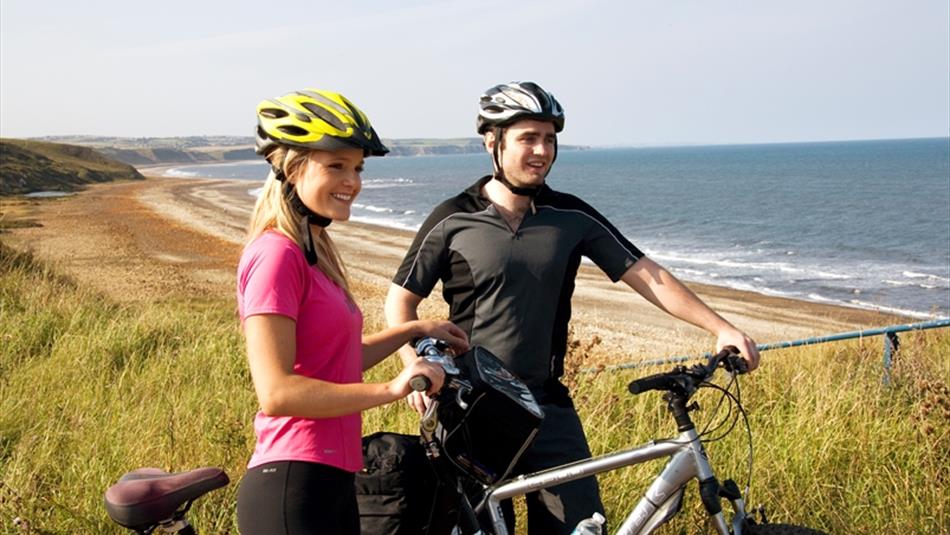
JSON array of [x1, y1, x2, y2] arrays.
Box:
[[627, 346, 747, 396], [409, 375, 433, 392], [409, 337, 459, 392]]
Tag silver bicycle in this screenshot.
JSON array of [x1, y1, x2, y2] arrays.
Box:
[[101, 343, 825, 534], [411, 339, 825, 535]]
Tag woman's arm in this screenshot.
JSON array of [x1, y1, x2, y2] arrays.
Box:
[[244, 314, 445, 418]]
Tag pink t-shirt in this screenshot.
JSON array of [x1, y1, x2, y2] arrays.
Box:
[[237, 230, 364, 472]]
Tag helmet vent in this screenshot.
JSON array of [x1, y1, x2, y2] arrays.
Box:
[[260, 108, 289, 119], [295, 113, 312, 123], [277, 125, 310, 137], [301, 102, 346, 130]]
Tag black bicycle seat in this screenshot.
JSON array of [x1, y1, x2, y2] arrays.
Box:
[[104, 467, 229, 530]]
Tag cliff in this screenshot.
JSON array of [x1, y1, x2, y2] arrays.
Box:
[[33, 136, 586, 165], [0, 138, 144, 195]]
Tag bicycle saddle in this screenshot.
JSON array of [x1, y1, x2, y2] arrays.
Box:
[[104, 467, 229, 530]]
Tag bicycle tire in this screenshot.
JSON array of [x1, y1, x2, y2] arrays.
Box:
[[745, 523, 827, 535]]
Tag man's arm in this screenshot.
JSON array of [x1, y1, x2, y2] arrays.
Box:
[[621, 257, 760, 370]]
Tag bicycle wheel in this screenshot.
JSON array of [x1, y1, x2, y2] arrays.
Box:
[[745, 523, 827, 535]]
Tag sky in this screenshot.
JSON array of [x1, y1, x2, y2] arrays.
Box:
[[1, 0, 948, 146]]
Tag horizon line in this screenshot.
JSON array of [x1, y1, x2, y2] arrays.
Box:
[[12, 133, 950, 150]]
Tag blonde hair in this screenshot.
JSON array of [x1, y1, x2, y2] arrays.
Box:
[[246, 145, 351, 299]]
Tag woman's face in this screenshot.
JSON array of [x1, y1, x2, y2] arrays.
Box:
[[291, 148, 364, 221]]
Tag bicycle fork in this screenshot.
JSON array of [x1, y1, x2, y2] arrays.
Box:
[[621, 432, 748, 534]]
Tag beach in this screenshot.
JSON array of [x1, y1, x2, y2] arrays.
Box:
[[2, 173, 908, 365]]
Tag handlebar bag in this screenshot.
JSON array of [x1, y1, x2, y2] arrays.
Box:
[[436, 346, 545, 485]]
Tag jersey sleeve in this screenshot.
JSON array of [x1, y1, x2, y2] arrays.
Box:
[[238, 236, 307, 321], [575, 197, 645, 281], [392, 201, 456, 298]]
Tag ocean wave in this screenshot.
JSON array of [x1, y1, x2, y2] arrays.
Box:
[[902, 271, 950, 283], [672, 268, 706, 277], [883, 279, 941, 290], [355, 204, 395, 214], [164, 169, 199, 178], [361, 178, 416, 189], [349, 215, 420, 231], [720, 281, 801, 299], [848, 299, 947, 320], [247, 187, 263, 198], [162, 161, 268, 180], [652, 252, 853, 280]]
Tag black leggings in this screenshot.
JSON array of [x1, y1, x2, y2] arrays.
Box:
[[236, 460, 359, 535]]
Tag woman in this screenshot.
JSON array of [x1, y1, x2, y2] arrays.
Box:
[[235, 88, 467, 534]]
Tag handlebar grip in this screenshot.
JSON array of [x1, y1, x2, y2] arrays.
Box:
[[628, 373, 675, 395], [409, 375, 432, 392]]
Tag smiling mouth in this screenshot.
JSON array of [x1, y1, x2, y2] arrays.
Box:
[[331, 193, 354, 202]]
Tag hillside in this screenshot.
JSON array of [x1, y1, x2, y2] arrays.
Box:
[[34, 135, 587, 165], [0, 138, 144, 195]]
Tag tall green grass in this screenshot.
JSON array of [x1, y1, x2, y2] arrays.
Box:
[[1, 241, 947, 534], [0, 242, 253, 533]]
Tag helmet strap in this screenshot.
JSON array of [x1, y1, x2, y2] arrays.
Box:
[[490, 127, 543, 197], [300, 217, 319, 266], [274, 166, 331, 266]]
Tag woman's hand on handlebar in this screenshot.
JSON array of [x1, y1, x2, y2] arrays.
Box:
[[716, 327, 760, 371], [411, 320, 469, 355], [389, 358, 445, 399]]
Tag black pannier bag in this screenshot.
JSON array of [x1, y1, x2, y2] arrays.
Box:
[[435, 346, 545, 485], [356, 432, 441, 535]]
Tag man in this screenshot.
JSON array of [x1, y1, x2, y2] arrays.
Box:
[[385, 81, 760, 534]]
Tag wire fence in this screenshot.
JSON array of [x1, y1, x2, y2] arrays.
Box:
[[582, 318, 950, 384]]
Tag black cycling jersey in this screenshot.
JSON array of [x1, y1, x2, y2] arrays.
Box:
[[394, 176, 644, 388]]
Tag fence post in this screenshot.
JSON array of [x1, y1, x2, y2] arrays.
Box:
[[882, 331, 901, 385]]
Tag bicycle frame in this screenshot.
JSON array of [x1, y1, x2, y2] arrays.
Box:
[[475, 425, 747, 535], [415, 342, 755, 535]]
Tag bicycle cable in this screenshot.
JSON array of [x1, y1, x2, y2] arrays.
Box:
[[698, 373, 738, 439], [696, 372, 755, 502], [697, 382, 741, 442]]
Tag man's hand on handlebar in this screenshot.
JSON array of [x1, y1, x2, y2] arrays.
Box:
[[716, 327, 760, 372], [411, 320, 470, 355], [400, 321, 468, 414]]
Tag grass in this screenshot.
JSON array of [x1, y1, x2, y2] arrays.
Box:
[[1, 240, 947, 534]]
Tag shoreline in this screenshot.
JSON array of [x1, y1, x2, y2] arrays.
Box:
[[143, 162, 943, 321], [1, 173, 916, 363]]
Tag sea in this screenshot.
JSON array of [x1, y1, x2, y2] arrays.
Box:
[[164, 137, 950, 320]]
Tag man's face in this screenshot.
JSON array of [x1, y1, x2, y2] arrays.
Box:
[[489, 119, 557, 187]]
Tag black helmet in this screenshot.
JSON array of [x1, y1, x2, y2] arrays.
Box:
[[476, 82, 565, 134]]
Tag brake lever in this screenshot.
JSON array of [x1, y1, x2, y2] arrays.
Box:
[[722, 354, 749, 374], [454, 379, 472, 410]]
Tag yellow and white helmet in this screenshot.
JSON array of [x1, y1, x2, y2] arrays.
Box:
[[255, 88, 389, 157]]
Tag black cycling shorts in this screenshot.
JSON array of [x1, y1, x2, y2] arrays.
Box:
[[237, 460, 359, 535]]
